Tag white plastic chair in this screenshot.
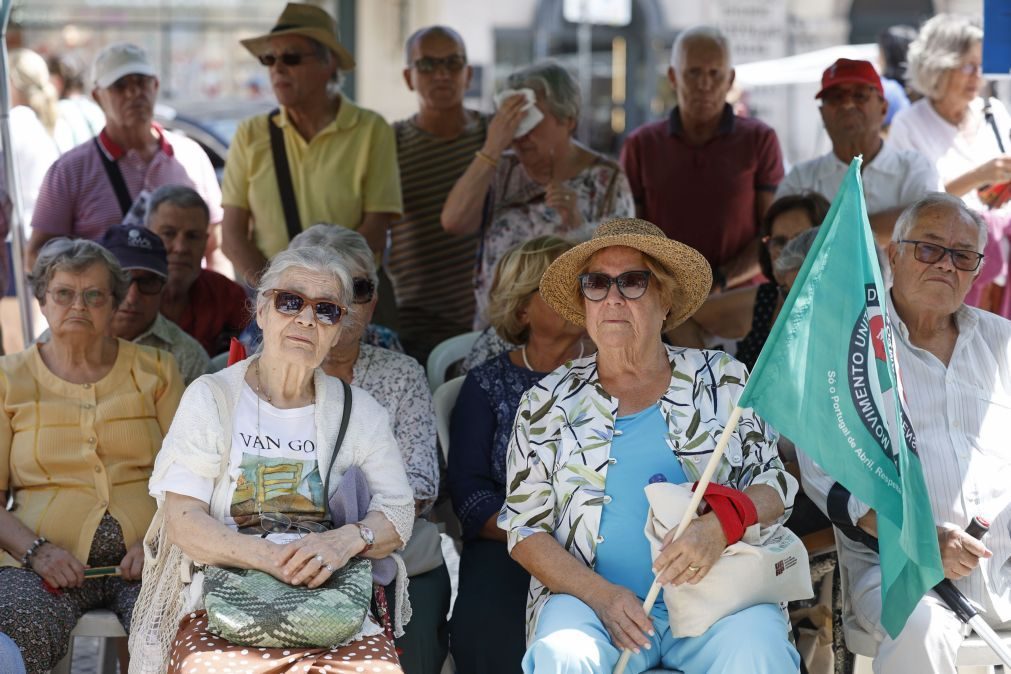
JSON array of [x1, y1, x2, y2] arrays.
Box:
[[427, 331, 481, 391], [836, 529, 1010, 673], [49, 609, 125, 674], [433, 376, 465, 463]]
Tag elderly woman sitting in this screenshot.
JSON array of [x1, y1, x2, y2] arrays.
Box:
[[289, 224, 447, 674], [447, 236, 584, 674], [503, 219, 800, 673], [442, 60, 634, 324], [0, 238, 182, 674], [131, 246, 414, 674], [889, 14, 1011, 313]]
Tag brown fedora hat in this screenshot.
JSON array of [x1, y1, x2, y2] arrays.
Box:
[[241, 3, 355, 71], [539, 218, 712, 329]]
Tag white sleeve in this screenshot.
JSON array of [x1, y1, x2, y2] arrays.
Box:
[[149, 461, 214, 504], [795, 445, 871, 526]]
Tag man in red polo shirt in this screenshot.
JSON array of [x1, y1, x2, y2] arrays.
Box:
[[145, 184, 248, 357], [27, 43, 221, 267], [620, 26, 783, 291]]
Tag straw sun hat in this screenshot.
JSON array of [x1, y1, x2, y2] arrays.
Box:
[[539, 218, 712, 329], [241, 3, 356, 71]]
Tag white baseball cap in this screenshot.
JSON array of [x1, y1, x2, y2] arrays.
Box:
[[92, 43, 157, 89]]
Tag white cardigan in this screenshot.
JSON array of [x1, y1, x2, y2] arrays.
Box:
[[129, 356, 415, 674]]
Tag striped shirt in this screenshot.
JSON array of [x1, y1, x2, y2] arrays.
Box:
[[388, 112, 488, 360], [799, 295, 1011, 625], [31, 126, 223, 242]]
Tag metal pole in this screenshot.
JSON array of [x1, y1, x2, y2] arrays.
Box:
[[577, 0, 592, 144], [0, 0, 35, 346]]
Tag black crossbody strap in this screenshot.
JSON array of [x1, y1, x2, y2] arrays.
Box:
[[94, 137, 133, 216], [322, 380, 353, 522], [267, 109, 303, 243]]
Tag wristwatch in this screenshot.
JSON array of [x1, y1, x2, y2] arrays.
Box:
[[354, 522, 374, 553]]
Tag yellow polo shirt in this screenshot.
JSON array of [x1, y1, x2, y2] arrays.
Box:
[[222, 97, 403, 258], [0, 341, 183, 566]]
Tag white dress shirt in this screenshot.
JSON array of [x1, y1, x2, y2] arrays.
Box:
[[798, 294, 1011, 624], [776, 142, 939, 216]]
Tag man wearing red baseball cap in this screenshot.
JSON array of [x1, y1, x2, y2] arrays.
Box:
[[777, 58, 937, 245]]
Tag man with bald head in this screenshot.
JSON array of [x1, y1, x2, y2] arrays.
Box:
[[620, 26, 783, 291], [389, 26, 488, 363]]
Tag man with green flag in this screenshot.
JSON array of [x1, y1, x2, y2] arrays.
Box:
[[740, 158, 1011, 673]]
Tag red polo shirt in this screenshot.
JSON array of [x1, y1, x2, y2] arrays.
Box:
[[174, 269, 250, 357], [620, 104, 783, 269]]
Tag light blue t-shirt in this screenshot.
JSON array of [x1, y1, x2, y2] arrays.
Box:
[[594, 404, 688, 601]]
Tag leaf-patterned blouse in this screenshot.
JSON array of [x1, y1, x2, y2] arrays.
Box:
[[499, 345, 799, 641]]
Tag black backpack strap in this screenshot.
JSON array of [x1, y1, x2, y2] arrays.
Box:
[[267, 109, 303, 243], [94, 137, 132, 216], [322, 379, 353, 523]]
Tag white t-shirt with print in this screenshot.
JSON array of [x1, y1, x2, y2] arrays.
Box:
[[151, 383, 322, 543]]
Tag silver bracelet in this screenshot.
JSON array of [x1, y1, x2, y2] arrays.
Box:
[[20, 536, 47, 567]]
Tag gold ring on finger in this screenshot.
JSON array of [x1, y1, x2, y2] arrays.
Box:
[[687, 565, 700, 572]]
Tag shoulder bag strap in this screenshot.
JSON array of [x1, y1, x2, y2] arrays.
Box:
[[322, 380, 353, 522], [94, 136, 133, 216], [267, 109, 304, 243]]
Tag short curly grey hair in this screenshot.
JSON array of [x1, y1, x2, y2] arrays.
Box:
[[288, 224, 378, 286], [906, 14, 982, 99], [29, 237, 130, 307], [255, 246, 353, 315], [506, 61, 580, 125]]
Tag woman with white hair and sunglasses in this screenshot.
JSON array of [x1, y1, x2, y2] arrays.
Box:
[[289, 224, 448, 674], [889, 14, 1011, 313], [133, 245, 414, 674]]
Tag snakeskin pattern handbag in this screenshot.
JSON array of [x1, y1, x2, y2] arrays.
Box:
[[202, 380, 372, 647], [202, 557, 372, 647]]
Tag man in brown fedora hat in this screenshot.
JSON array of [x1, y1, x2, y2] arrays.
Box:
[[221, 2, 402, 325]]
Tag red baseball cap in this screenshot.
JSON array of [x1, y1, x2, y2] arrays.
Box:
[[815, 58, 884, 99]]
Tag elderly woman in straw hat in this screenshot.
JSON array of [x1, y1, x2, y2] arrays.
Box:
[[501, 218, 801, 674]]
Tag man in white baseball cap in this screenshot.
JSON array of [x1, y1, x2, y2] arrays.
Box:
[[27, 43, 223, 270]]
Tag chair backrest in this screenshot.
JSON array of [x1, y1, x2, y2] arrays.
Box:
[[433, 376, 465, 463], [427, 331, 481, 391], [834, 528, 880, 659], [207, 351, 229, 373]]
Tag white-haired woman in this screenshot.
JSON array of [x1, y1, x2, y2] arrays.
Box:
[[889, 14, 1011, 314], [442, 60, 634, 325], [289, 224, 448, 674], [132, 246, 414, 674]]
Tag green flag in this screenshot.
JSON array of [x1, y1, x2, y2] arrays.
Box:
[[738, 158, 943, 637]]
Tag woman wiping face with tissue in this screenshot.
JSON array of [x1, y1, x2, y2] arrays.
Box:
[[441, 60, 636, 329]]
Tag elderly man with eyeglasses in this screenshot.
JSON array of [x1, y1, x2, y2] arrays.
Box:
[[777, 59, 938, 247], [388, 26, 488, 363], [221, 2, 402, 313], [27, 43, 222, 268], [798, 193, 1011, 674]]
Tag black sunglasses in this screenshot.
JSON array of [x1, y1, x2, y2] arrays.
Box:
[[257, 51, 317, 67], [129, 274, 166, 296], [898, 240, 984, 272], [352, 278, 376, 304], [412, 54, 467, 74], [266, 289, 347, 326], [578, 270, 652, 301]]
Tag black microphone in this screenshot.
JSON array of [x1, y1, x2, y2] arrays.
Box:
[[933, 516, 990, 623]]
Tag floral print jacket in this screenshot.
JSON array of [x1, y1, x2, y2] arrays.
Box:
[[499, 345, 798, 641]]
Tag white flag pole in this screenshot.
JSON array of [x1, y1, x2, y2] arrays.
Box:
[[612, 405, 744, 674], [0, 0, 35, 345]]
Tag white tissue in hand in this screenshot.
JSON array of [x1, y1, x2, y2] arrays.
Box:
[[493, 87, 544, 138]]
